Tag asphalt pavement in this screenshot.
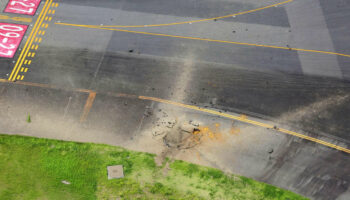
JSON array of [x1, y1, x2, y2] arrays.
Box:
[[0, 0, 350, 199]]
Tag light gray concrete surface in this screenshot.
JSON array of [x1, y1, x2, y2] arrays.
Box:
[[286, 0, 342, 78]]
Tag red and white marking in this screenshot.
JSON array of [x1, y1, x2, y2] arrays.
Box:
[[0, 23, 28, 58], [4, 0, 42, 16]]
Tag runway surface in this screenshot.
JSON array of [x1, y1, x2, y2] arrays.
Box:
[[0, 0, 349, 199]]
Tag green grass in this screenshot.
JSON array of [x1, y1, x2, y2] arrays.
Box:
[[0, 134, 308, 200]]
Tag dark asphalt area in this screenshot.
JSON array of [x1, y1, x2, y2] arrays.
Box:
[[0, 0, 350, 199]]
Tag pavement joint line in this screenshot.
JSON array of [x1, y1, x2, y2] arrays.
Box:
[[0, 78, 348, 154], [58, 0, 293, 28], [9, 0, 54, 81], [57, 23, 350, 58]]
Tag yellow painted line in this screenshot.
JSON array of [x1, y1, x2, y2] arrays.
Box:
[[24, 68, 28, 73], [9, 0, 53, 81], [45, 24, 49, 28], [38, 38, 42, 43], [58, 23, 350, 58], [16, 75, 20, 80], [45, 16, 49, 21], [58, 0, 292, 29], [80, 92, 96, 122], [52, 10, 56, 14], [20, 75, 24, 80], [40, 30, 46, 35], [48, 17, 52, 21], [34, 45, 38, 50], [20, 67, 24, 72], [139, 96, 350, 154], [35, 37, 38, 42], [0, 77, 348, 153], [24, 60, 28, 65], [48, 10, 52, 14], [31, 52, 35, 57], [28, 60, 32, 65], [0, 14, 32, 23]]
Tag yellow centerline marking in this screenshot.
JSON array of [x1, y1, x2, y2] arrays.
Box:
[[57, 0, 293, 28], [8, 0, 53, 81], [0, 78, 348, 153], [139, 96, 350, 154], [57, 23, 350, 58]]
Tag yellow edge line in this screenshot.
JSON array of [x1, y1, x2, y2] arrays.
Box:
[[57, 23, 350, 58], [0, 77, 348, 153], [8, 0, 50, 81], [139, 96, 350, 154], [56, 0, 293, 28], [11, 0, 53, 81]]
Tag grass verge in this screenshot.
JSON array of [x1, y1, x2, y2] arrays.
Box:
[[0, 134, 308, 199]]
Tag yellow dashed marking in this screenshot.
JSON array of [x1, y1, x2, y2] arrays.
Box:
[[20, 67, 24, 72], [20, 75, 24, 80], [24, 60, 28, 65], [24, 68, 28, 73], [8, 0, 54, 81], [28, 60, 32, 65]]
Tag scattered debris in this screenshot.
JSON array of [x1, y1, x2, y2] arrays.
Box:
[[107, 165, 124, 179], [189, 120, 200, 127], [268, 148, 274, 154], [61, 180, 71, 185]]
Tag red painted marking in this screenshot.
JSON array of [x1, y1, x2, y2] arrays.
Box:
[[0, 23, 28, 58], [4, 0, 42, 16]]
